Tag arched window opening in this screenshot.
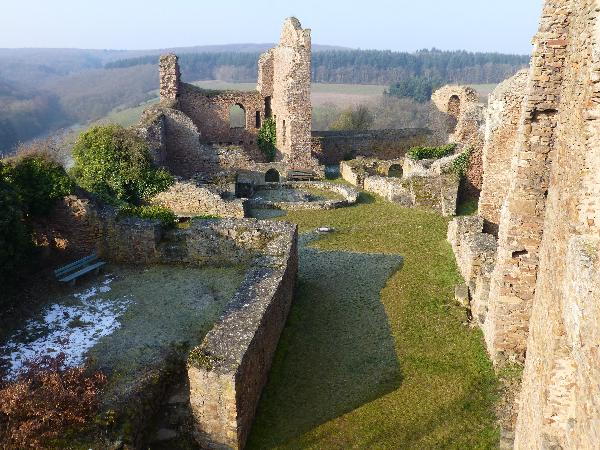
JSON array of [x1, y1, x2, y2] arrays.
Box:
[[229, 104, 246, 129], [388, 164, 403, 178], [264, 96, 272, 118], [265, 168, 280, 183], [447, 95, 460, 134]]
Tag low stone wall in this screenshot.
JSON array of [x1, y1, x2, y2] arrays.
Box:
[[447, 216, 498, 328], [91, 210, 298, 449], [311, 129, 432, 165], [363, 176, 412, 206], [188, 222, 297, 449], [151, 181, 246, 218], [339, 157, 404, 189], [246, 181, 359, 211], [342, 156, 460, 216]]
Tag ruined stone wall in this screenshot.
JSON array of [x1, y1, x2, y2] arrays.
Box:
[[485, 0, 566, 365], [444, 1, 600, 447], [432, 85, 485, 198], [447, 216, 498, 328], [247, 181, 359, 211], [134, 113, 167, 167], [339, 157, 405, 188], [147, 19, 322, 178], [90, 208, 299, 448], [177, 83, 266, 153], [513, 0, 600, 447], [186, 220, 298, 449], [139, 107, 220, 178], [343, 155, 460, 216], [258, 18, 315, 169], [478, 70, 529, 235], [311, 129, 432, 165], [151, 181, 246, 218], [159, 54, 180, 106]]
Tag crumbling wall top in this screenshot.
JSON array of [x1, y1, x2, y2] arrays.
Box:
[[279, 17, 311, 48]]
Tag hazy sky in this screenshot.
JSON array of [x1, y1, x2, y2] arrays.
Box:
[[1, 0, 543, 54]]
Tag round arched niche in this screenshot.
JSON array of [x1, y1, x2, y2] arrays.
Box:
[[265, 168, 280, 183], [446, 95, 461, 134], [387, 164, 403, 178]]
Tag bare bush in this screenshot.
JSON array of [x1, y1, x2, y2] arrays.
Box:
[[13, 133, 74, 168], [0, 354, 106, 449]]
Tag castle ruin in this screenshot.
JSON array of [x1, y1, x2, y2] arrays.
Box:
[[447, 0, 600, 447], [141, 17, 322, 182]]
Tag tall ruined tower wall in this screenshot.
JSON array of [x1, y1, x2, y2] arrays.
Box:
[[258, 18, 313, 168], [484, 0, 567, 364], [159, 54, 180, 106], [478, 70, 529, 236], [514, 0, 600, 447], [447, 2, 600, 446]]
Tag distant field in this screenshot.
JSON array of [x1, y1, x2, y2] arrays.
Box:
[[193, 81, 385, 107], [95, 99, 159, 128], [95, 82, 387, 128], [90, 81, 496, 130]]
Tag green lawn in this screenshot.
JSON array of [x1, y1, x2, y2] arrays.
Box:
[[247, 192, 498, 449]]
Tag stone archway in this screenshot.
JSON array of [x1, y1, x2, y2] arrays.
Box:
[[265, 168, 280, 183], [387, 164, 403, 178], [447, 95, 461, 134]]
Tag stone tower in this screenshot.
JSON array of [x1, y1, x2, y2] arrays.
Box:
[[258, 17, 313, 168], [159, 54, 180, 106]]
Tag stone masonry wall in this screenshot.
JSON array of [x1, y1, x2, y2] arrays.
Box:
[[91, 210, 298, 448], [485, 0, 566, 365], [445, 1, 600, 447], [513, 0, 600, 447], [148, 18, 323, 178], [151, 181, 246, 218], [478, 70, 529, 235], [342, 155, 460, 216], [178, 83, 266, 155], [447, 216, 498, 328], [159, 54, 180, 106], [188, 222, 297, 449], [311, 128, 432, 165], [432, 85, 486, 198], [258, 18, 314, 169]]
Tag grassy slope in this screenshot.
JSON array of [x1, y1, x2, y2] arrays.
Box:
[[247, 192, 498, 449]]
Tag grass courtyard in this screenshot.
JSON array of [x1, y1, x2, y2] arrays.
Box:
[[247, 192, 498, 449]]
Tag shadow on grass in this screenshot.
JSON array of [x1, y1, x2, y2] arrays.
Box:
[[357, 191, 376, 204], [247, 234, 403, 449]]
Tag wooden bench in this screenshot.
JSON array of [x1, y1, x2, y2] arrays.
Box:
[[287, 170, 317, 181], [54, 253, 106, 286]]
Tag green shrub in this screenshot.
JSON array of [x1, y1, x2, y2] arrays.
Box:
[[257, 118, 277, 162], [451, 148, 472, 178], [71, 125, 174, 205], [118, 205, 177, 228], [0, 162, 31, 289], [407, 143, 457, 160], [6, 155, 73, 216]]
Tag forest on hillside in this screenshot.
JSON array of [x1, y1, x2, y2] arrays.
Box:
[[0, 47, 529, 154], [107, 49, 529, 85]]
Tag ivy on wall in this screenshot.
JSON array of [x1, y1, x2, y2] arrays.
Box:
[[257, 118, 277, 162]]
